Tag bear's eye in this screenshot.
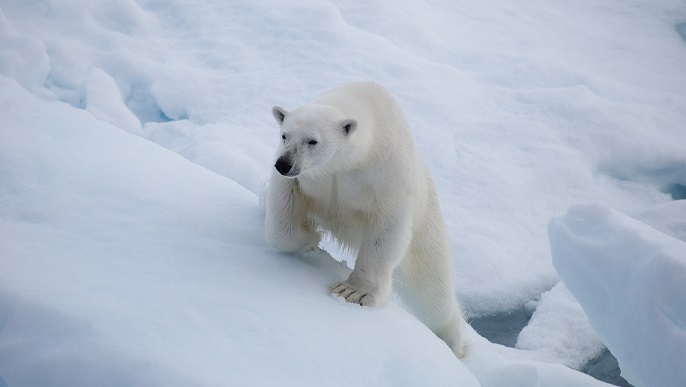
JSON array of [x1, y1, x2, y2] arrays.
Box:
[[308, 139, 318, 145], [281, 134, 286, 140]]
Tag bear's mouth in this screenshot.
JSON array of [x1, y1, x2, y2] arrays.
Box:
[[280, 169, 300, 178]]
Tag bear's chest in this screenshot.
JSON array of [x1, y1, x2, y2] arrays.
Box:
[[297, 173, 378, 214]]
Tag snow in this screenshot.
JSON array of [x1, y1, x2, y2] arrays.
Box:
[[550, 202, 686, 387], [1, 0, 685, 385]]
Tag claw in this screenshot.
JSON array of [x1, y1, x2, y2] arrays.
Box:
[[330, 279, 382, 307], [330, 283, 345, 294], [340, 287, 356, 298]]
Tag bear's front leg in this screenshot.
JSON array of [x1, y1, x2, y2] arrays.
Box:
[[265, 172, 320, 252], [331, 207, 413, 306]]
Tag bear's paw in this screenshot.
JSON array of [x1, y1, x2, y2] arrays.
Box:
[[330, 277, 389, 307]]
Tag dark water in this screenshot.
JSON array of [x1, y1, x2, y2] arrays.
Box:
[[582, 348, 633, 387], [676, 22, 686, 43], [664, 183, 686, 200], [469, 306, 533, 348], [469, 307, 633, 387]]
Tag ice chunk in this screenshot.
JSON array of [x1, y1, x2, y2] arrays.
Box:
[[550, 202, 686, 387]]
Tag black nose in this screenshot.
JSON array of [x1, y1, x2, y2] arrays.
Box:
[[275, 157, 292, 175]]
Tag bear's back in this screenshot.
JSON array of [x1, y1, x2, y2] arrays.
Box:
[[314, 82, 400, 124]]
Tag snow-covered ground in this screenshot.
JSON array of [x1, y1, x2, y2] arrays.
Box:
[[1, 1, 685, 386]]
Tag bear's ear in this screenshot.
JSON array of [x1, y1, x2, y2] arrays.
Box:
[[272, 106, 288, 125], [340, 119, 357, 135]]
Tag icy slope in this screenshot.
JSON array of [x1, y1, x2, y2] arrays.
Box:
[[0, 78, 478, 386]]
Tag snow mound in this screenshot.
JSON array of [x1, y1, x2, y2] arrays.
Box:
[[516, 282, 605, 369], [550, 202, 686, 387]]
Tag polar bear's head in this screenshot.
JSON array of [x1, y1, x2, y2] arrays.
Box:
[[271, 104, 358, 178]]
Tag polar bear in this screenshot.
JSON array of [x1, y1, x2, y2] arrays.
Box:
[[265, 82, 467, 358]]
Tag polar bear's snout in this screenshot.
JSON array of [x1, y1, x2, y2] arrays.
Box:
[[275, 155, 295, 176]]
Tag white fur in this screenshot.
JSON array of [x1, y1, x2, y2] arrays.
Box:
[[265, 82, 467, 358]]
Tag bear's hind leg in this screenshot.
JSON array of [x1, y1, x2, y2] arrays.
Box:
[[395, 233, 468, 358]]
